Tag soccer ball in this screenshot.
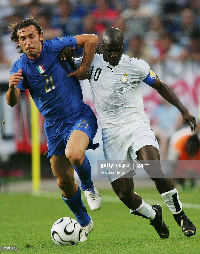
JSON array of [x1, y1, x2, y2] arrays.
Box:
[[51, 217, 82, 245]]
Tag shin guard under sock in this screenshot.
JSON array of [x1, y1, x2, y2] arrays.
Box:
[[62, 186, 90, 226], [73, 156, 93, 191]]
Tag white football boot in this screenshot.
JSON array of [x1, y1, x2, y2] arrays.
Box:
[[83, 187, 101, 211], [79, 217, 94, 242]]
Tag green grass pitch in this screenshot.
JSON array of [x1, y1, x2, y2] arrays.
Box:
[[0, 184, 199, 254]]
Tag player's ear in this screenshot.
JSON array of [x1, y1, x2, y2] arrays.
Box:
[[39, 33, 44, 42]]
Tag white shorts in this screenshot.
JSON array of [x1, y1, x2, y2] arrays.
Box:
[[102, 123, 159, 182]]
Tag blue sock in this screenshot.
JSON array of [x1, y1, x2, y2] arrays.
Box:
[[62, 186, 91, 227], [73, 156, 94, 191]]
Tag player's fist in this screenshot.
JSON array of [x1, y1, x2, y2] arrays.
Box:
[[60, 46, 75, 61], [9, 69, 23, 90], [182, 111, 197, 132]]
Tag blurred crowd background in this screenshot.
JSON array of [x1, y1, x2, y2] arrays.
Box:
[[0, 0, 200, 187], [0, 0, 200, 65]]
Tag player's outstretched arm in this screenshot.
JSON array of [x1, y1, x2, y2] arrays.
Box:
[[6, 69, 22, 107], [69, 34, 98, 80], [152, 77, 197, 131]]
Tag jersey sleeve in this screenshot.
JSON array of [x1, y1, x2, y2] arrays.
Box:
[[143, 69, 157, 86], [129, 58, 149, 81], [130, 57, 156, 86], [46, 36, 78, 51], [74, 56, 96, 75], [74, 57, 82, 69]]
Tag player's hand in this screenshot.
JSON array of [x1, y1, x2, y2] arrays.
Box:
[[9, 69, 23, 90], [60, 46, 75, 61], [182, 111, 197, 132], [68, 66, 89, 80]]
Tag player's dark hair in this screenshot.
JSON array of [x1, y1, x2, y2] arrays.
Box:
[[102, 27, 124, 47], [185, 134, 200, 157], [9, 17, 43, 53]]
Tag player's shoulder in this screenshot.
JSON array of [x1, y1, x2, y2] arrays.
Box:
[[44, 36, 77, 48], [91, 53, 104, 65], [123, 54, 148, 66], [12, 54, 26, 67], [15, 54, 26, 61], [41, 39, 54, 49], [11, 54, 26, 74], [121, 54, 150, 74], [44, 36, 71, 44], [93, 53, 103, 62]]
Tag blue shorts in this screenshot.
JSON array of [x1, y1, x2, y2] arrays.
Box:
[[44, 104, 98, 158]]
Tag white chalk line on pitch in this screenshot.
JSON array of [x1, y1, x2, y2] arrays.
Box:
[[37, 191, 200, 210]]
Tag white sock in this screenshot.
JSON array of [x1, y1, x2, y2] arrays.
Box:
[[161, 188, 182, 214], [131, 199, 156, 220]]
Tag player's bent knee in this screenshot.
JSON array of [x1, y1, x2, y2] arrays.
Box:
[[65, 149, 84, 167], [57, 177, 74, 190]]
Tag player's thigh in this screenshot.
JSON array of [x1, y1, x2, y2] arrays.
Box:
[[136, 145, 160, 161], [137, 145, 166, 177], [50, 155, 74, 180], [66, 130, 90, 156]]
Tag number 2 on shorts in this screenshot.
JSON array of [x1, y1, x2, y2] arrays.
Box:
[[78, 120, 89, 129]]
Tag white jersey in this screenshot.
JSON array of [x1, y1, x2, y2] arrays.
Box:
[[75, 54, 151, 129], [75, 54, 159, 182]]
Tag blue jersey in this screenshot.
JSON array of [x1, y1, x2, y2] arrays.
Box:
[[10, 36, 98, 157], [10, 36, 84, 119]]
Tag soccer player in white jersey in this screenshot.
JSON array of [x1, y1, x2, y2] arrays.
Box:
[[60, 27, 196, 238]]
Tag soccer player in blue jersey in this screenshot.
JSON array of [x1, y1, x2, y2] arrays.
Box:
[[6, 17, 101, 242], [61, 27, 197, 239]]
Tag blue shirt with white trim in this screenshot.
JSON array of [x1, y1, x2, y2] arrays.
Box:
[[10, 36, 84, 119]]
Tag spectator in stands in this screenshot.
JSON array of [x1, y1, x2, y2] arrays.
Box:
[[24, 0, 42, 20], [91, 0, 120, 35], [80, 14, 101, 54], [39, 10, 62, 40], [78, 0, 96, 11], [0, 40, 11, 67], [141, 0, 160, 16], [81, 14, 96, 35], [189, 0, 200, 26], [168, 127, 200, 189], [145, 17, 166, 50], [184, 29, 200, 62], [151, 98, 183, 160], [177, 8, 199, 47], [125, 34, 150, 61], [121, 0, 152, 40], [1, 13, 23, 64], [148, 32, 187, 75], [113, 16, 129, 51], [160, 1, 183, 36], [51, 0, 84, 37]]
